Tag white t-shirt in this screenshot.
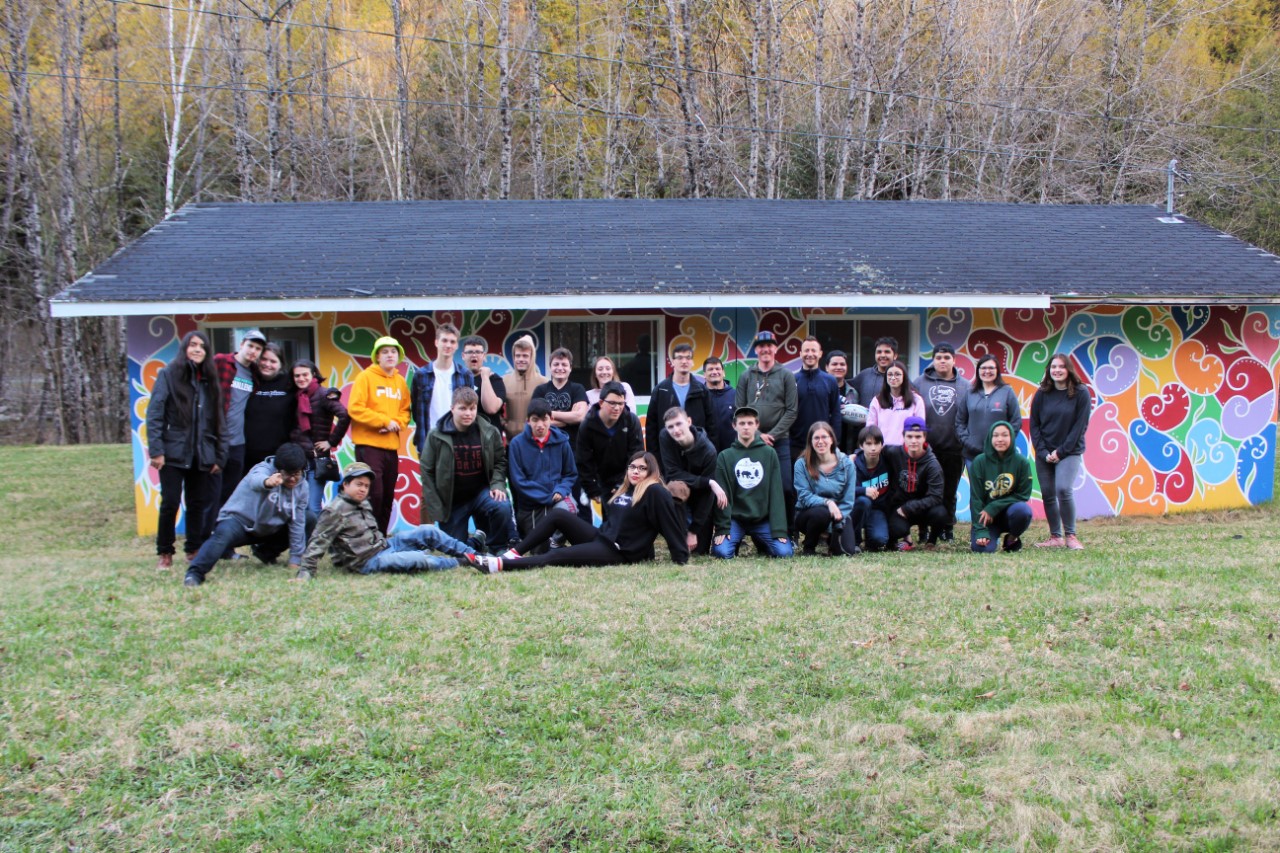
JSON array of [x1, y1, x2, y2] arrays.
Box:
[[428, 363, 455, 430]]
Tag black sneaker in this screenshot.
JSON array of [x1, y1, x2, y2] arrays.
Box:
[[183, 572, 203, 587], [940, 527, 955, 543], [466, 530, 488, 555], [1003, 534, 1023, 553]]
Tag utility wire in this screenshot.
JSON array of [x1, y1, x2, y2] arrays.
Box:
[[105, 0, 1280, 138]]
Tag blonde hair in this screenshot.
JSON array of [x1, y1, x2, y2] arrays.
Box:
[[611, 451, 663, 504]]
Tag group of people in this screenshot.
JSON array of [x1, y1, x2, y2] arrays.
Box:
[[145, 324, 1092, 584]]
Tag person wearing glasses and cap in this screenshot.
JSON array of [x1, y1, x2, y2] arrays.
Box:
[[468, 451, 688, 573]]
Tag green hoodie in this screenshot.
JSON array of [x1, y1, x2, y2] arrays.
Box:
[[713, 434, 788, 538], [967, 420, 1033, 539]]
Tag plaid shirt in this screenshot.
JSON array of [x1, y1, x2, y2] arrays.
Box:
[[214, 352, 251, 414]]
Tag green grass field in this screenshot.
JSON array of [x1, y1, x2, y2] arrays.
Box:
[[1, 444, 1278, 851]]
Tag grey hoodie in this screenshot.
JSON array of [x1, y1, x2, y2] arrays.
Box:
[[216, 457, 310, 561], [914, 366, 965, 454]]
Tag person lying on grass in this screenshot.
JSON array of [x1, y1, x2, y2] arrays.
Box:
[[184, 442, 312, 587], [967, 421, 1033, 554], [294, 462, 478, 580], [467, 451, 689, 573]]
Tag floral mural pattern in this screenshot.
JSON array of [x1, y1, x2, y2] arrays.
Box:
[[128, 305, 1279, 535]]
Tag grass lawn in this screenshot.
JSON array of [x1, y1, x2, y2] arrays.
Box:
[[1, 444, 1278, 851]]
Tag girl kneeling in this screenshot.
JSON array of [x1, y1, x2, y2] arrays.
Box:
[[968, 421, 1033, 553], [469, 452, 688, 572]]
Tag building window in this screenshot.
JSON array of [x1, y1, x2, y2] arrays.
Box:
[[547, 317, 660, 395], [811, 316, 915, 376], [205, 324, 317, 369]]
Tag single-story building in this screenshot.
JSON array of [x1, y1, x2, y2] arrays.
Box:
[[52, 200, 1280, 535]]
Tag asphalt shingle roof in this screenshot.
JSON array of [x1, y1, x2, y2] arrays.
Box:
[[52, 200, 1280, 312]]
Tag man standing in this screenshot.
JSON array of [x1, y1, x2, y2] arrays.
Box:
[[851, 336, 898, 411], [702, 356, 737, 452], [576, 382, 643, 517], [420, 387, 517, 554], [207, 328, 266, 535], [411, 322, 469, 456], [533, 348, 591, 518], [508, 399, 578, 545], [914, 343, 965, 542], [659, 406, 725, 554], [347, 336, 411, 534], [646, 343, 714, 462], [884, 417, 948, 551], [790, 336, 842, 466], [460, 335, 507, 432], [735, 330, 798, 512], [711, 406, 792, 559], [503, 335, 546, 441]]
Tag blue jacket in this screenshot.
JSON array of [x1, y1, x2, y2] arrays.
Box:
[[410, 357, 470, 455], [217, 458, 309, 563], [794, 451, 857, 518], [790, 367, 842, 449], [509, 424, 578, 511]]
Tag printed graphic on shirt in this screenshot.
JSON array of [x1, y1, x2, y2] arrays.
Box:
[[612, 493, 634, 508], [986, 472, 1016, 498], [543, 389, 574, 411], [375, 386, 403, 399], [734, 457, 764, 489], [861, 471, 888, 491], [230, 376, 254, 394], [928, 385, 956, 416]]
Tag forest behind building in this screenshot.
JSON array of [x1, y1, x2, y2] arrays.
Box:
[[3, 0, 1279, 444]]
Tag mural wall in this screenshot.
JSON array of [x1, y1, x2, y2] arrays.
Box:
[[128, 305, 1280, 535]]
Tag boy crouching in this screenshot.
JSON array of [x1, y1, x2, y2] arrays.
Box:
[[295, 462, 476, 580]]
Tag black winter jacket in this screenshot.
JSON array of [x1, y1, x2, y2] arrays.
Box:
[[576, 402, 643, 501]]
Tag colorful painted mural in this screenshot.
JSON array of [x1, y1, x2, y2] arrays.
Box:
[[128, 305, 1280, 536]]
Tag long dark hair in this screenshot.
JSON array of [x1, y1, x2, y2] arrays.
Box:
[[970, 354, 1005, 393], [162, 330, 220, 428], [802, 421, 838, 479], [876, 361, 914, 408], [1039, 352, 1083, 397], [612, 450, 663, 504]]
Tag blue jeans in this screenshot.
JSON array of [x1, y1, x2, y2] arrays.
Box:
[[306, 469, 334, 516], [711, 519, 794, 559], [361, 525, 473, 574], [851, 496, 889, 551], [970, 502, 1033, 553], [441, 491, 517, 552]]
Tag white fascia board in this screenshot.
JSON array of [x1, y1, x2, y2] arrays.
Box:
[[50, 292, 1050, 317]]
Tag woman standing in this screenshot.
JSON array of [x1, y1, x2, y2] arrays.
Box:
[[955, 354, 1023, 462], [1030, 354, 1092, 549], [467, 451, 688, 572], [793, 421, 859, 555], [586, 355, 638, 411], [243, 342, 297, 471], [866, 361, 925, 446], [968, 421, 1033, 553], [146, 331, 224, 569], [290, 358, 351, 515]]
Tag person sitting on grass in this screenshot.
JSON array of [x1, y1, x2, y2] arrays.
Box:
[[710, 406, 793, 560], [295, 463, 477, 579], [884, 417, 947, 552], [851, 425, 892, 553], [468, 451, 688, 573], [793, 421, 859, 556], [508, 398, 579, 548], [184, 442, 312, 587], [968, 421, 1034, 553]]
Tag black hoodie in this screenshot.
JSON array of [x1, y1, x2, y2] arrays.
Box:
[[883, 444, 944, 517], [576, 402, 643, 501]]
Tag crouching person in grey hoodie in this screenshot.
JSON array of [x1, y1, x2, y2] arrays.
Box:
[[184, 443, 313, 586], [293, 462, 477, 581]]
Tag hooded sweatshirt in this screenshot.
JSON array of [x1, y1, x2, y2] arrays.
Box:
[[599, 483, 690, 565], [348, 337, 411, 451], [955, 382, 1022, 460], [576, 401, 643, 501], [914, 366, 964, 453], [713, 435, 787, 538], [967, 420, 1034, 540], [883, 444, 944, 518], [217, 457, 309, 560], [509, 424, 578, 510], [853, 448, 893, 511]]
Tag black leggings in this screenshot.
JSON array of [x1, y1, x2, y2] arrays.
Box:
[[795, 506, 859, 555], [503, 511, 624, 570]]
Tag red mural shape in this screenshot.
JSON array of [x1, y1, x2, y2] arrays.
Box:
[[999, 305, 1070, 342], [1242, 311, 1280, 365], [966, 328, 1024, 373], [1140, 383, 1190, 432], [1155, 452, 1195, 505], [1216, 356, 1272, 406], [388, 315, 439, 364]]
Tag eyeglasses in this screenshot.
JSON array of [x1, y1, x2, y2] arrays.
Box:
[[601, 399, 626, 408], [463, 349, 485, 357], [627, 463, 649, 472]]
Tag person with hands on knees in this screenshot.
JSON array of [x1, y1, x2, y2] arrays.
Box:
[[183, 442, 312, 587], [793, 421, 859, 556], [967, 421, 1034, 553], [851, 426, 892, 552], [883, 417, 948, 551], [295, 462, 477, 580], [468, 451, 688, 573], [710, 406, 793, 559], [658, 406, 725, 555]]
